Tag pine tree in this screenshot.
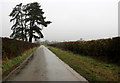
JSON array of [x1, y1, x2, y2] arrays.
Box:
[[9, 2, 51, 42]]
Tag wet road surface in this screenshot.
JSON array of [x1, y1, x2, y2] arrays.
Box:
[[7, 45, 88, 81]]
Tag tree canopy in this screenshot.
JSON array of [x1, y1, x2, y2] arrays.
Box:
[[9, 2, 51, 42]]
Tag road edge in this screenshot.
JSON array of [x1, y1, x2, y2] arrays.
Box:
[[2, 51, 35, 82], [46, 46, 89, 82]]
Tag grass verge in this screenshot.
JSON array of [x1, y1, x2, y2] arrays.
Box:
[[2, 47, 38, 77], [48, 46, 120, 82]]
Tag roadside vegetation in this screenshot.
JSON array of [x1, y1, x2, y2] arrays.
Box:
[[48, 37, 120, 82], [48, 37, 120, 65], [2, 47, 37, 77], [2, 37, 39, 77], [2, 37, 39, 61], [48, 46, 120, 82]]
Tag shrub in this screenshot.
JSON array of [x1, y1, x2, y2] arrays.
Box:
[[48, 37, 120, 65], [2, 37, 39, 60]]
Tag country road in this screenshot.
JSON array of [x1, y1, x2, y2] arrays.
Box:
[[6, 45, 88, 81]]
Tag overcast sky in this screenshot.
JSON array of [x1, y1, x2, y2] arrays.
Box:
[[0, 0, 119, 41]]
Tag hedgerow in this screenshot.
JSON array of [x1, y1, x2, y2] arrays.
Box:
[[48, 37, 120, 65], [2, 37, 39, 60]]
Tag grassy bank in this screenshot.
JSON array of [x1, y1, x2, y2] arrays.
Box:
[[48, 46, 120, 82], [2, 47, 37, 77], [2, 37, 39, 78]]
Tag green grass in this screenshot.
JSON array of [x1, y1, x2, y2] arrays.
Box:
[[48, 46, 120, 82], [2, 47, 37, 75]]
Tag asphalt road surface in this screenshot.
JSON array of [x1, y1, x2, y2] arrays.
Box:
[[7, 45, 88, 82]]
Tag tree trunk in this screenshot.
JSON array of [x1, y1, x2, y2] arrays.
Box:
[[24, 13, 27, 42], [29, 36, 32, 43], [25, 33, 28, 41]]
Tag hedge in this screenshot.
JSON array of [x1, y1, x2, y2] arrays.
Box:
[[48, 37, 120, 65], [2, 37, 39, 60]]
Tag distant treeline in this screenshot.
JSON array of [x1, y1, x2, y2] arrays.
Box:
[[48, 37, 120, 65], [2, 37, 39, 60]]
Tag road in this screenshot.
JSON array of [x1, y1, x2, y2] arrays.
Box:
[[7, 45, 88, 81]]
